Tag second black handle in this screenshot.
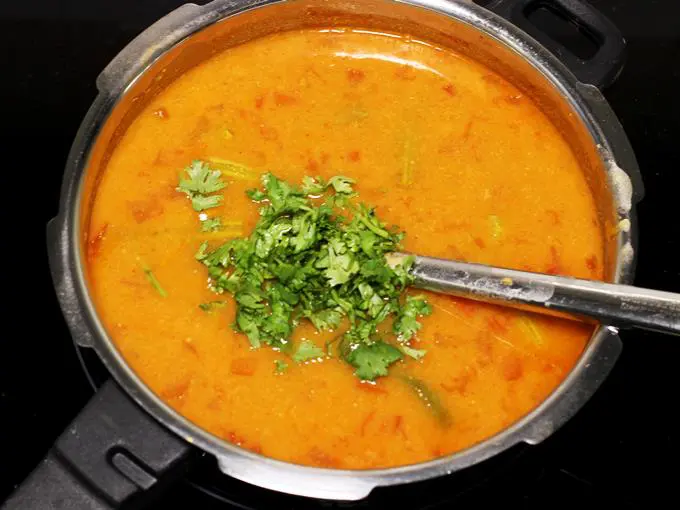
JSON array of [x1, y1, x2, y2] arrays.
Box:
[[485, 0, 627, 88]]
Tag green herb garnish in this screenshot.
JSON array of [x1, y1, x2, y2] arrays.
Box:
[[393, 295, 432, 341], [198, 300, 226, 312], [191, 194, 223, 212], [400, 344, 427, 360], [274, 359, 289, 374], [200, 217, 224, 232], [177, 161, 226, 212], [193, 171, 431, 380], [293, 340, 325, 363], [345, 341, 403, 380], [143, 267, 167, 298]]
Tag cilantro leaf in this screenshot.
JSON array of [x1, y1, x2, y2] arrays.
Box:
[[358, 283, 387, 318], [291, 211, 317, 253], [301, 175, 355, 196], [201, 217, 223, 232], [401, 344, 427, 360], [301, 176, 327, 195], [191, 194, 223, 212], [177, 161, 226, 212], [394, 295, 433, 341], [305, 308, 343, 331], [261, 173, 306, 213], [345, 341, 403, 380], [198, 300, 226, 312], [325, 239, 359, 286], [235, 286, 266, 309], [178, 161, 226, 195], [328, 176, 355, 194], [274, 359, 289, 374], [293, 340, 325, 362], [247, 188, 267, 201], [235, 312, 261, 348], [195, 241, 210, 260], [354, 205, 391, 239]]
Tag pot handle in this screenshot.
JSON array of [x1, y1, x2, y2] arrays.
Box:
[[1, 380, 195, 509], [484, 0, 626, 88]]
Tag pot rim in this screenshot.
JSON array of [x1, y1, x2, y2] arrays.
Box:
[[49, 0, 642, 500]]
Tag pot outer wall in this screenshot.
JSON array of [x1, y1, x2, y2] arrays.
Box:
[[0, 0, 678, 508]]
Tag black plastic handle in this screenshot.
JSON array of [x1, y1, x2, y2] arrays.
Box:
[[484, 0, 626, 88], [1, 381, 195, 509]]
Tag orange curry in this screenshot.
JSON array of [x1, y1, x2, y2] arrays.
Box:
[[86, 29, 603, 469]]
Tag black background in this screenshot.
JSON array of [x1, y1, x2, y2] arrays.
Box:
[[0, 0, 679, 508]]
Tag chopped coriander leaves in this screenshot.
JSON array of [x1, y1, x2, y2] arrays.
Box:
[[301, 175, 356, 196], [236, 312, 262, 348], [346, 341, 402, 380], [305, 308, 343, 331], [293, 340, 325, 363], [178, 160, 226, 195], [394, 295, 432, 341], [200, 217, 224, 232], [177, 160, 226, 212], [301, 176, 326, 195], [195, 241, 209, 260], [325, 238, 360, 286], [401, 344, 427, 360], [354, 204, 391, 239], [274, 359, 289, 374], [246, 188, 267, 201], [328, 175, 356, 194], [191, 194, 223, 212], [198, 300, 226, 312], [194, 172, 432, 380]]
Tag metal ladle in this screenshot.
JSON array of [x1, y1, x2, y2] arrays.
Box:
[[387, 253, 680, 336]]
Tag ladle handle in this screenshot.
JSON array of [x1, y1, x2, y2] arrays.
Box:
[[404, 254, 680, 336]]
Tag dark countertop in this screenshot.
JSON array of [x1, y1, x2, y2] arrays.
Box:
[[1, 1, 678, 508]]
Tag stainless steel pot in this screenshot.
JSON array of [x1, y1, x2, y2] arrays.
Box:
[[3, 0, 643, 508]]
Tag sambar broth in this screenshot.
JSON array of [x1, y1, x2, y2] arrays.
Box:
[[86, 29, 602, 469]]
